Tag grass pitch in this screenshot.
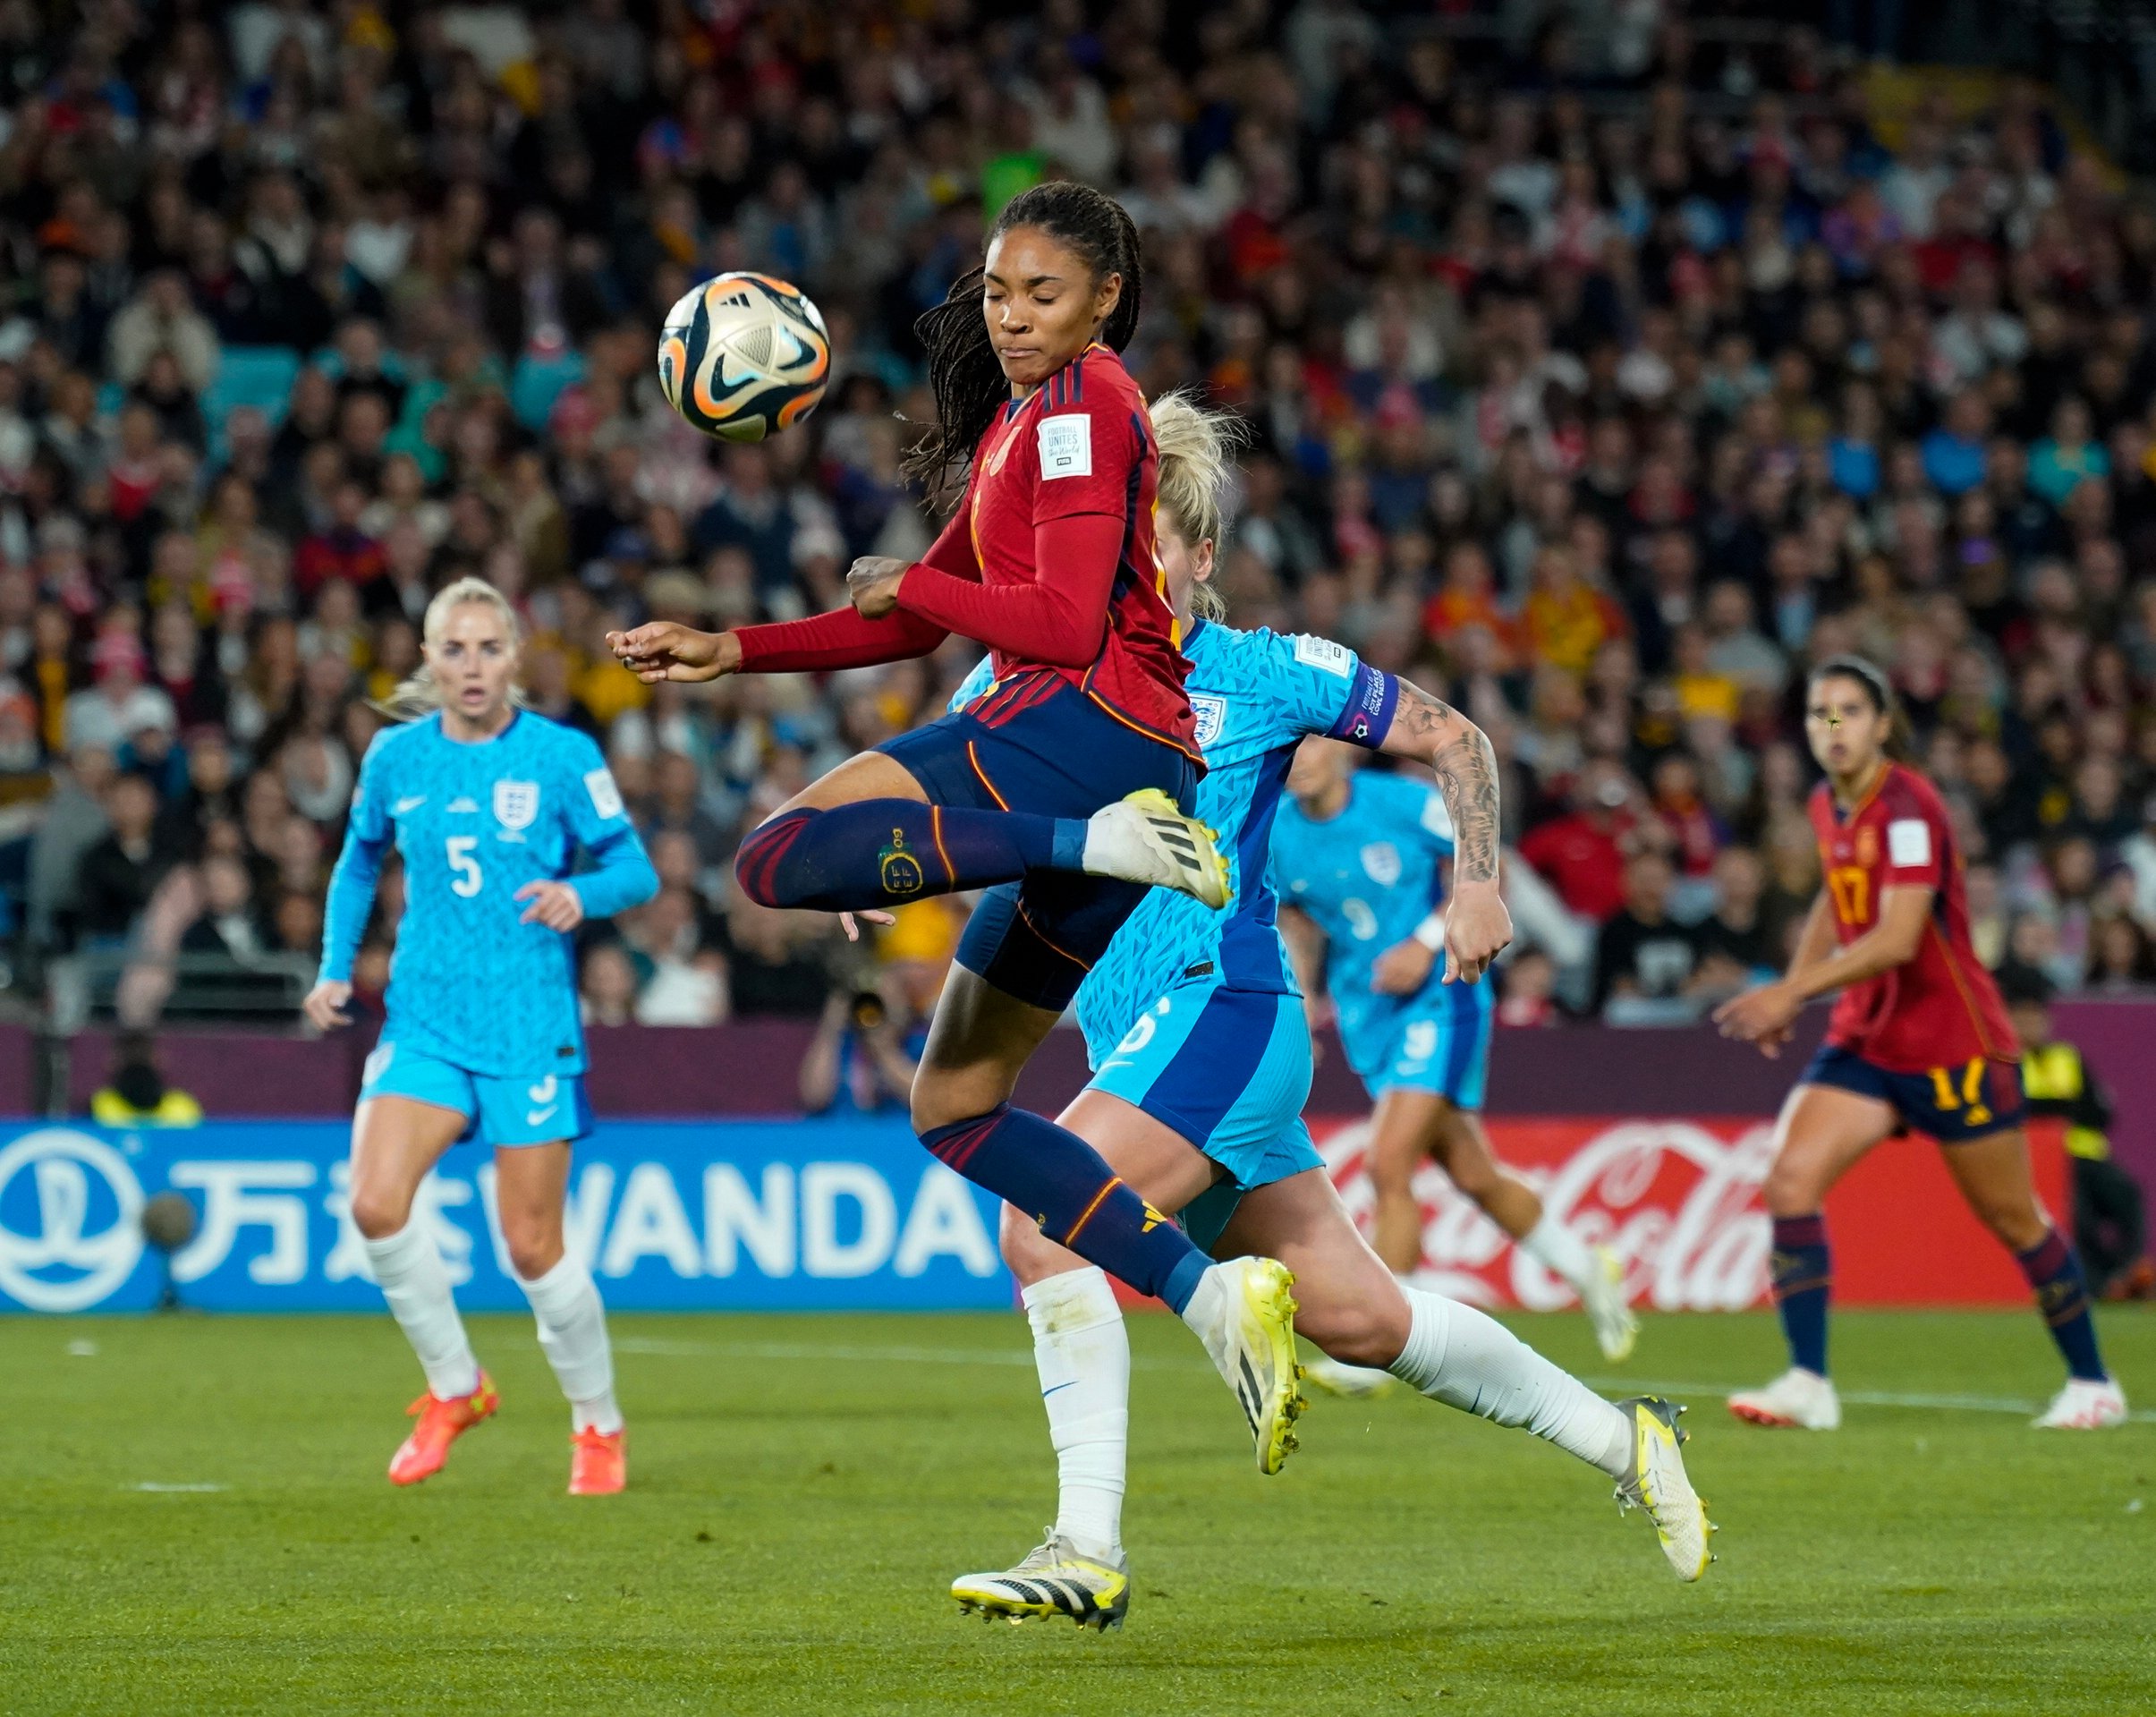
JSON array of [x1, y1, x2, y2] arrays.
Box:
[[4, 1308, 2152, 1715]]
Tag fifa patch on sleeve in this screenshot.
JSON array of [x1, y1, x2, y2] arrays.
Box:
[[1037, 413, 1092, 480], [584, 767, 625, 820], [1888, 818, 1931, 867], [1294, 633, 1354, 676]]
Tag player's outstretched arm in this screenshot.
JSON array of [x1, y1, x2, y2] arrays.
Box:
[[1714, 887, 1931, 1053], [1377, 676, 1510, 983]]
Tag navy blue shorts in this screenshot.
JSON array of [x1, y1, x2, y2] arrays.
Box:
[[879, 672, 1198, 1012], [1801, 1042, 2026, 1143]]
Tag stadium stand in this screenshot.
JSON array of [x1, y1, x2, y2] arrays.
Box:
[[2, 0, 2155, 1034]]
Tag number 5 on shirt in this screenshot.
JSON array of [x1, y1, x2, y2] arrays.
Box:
[[446, 835, 482, 897]]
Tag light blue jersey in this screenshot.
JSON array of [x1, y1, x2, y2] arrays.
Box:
[[1270, 770, 1493, 1106], [956, 620, 1391, 1059], [953, 620, 1396, 1234], [321, 711, 658, 1082]]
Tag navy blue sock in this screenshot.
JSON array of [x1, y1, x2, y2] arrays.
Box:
[[735, 801, 1088, 911], [1771, 1214, 1831, 1377], [921, 1103, 1211, 1313], [2016, 1229, 2108, 1382]]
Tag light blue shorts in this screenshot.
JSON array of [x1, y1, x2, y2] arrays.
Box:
[[360, 1041, 593, 1148], [1088, 981, 1321, 1254], [1345, 982, 1495, 1109]]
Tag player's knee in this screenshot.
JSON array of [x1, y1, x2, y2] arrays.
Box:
[[997, 1203, 1062, 1285], [504, 1226, 564, 1281], [1301, 1293, 1405, 1369], [1366, 1139, 1419, 1195], [1971, 1193, 2047, 1252], [1761, 1160, 1822, 1219], [734, 809, 817, 909], [349, 1186, 412, 1241]]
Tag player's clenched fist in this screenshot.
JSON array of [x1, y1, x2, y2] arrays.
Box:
[[1442, 880, 1511, 984], [605, 622, 742, 684]]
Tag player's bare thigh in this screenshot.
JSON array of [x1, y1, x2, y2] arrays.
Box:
[[493, 1140, 573, 1279], [997, 1088, 1222, 1287], [1935, 1127, 2050, 1252], [1213, 1169, 1409, 1367], [768, 749, 929, 820], [1367, 1086, 1448, 1188], [347, 1096, 468, 1238], [1761, 1083, 1897, 1217], [910, 964, 1065, 1134]]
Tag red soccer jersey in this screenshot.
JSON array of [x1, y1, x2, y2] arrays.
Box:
[[1809, 762, 2017, 1073], [912, 343, 1197, 760]]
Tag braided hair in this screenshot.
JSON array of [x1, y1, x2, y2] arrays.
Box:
[[904, 182, 1144, 489]]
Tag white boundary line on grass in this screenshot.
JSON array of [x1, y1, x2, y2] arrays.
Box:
[[615, 1337, 2155, 1422]]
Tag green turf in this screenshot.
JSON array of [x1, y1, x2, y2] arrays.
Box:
[[4, 1308, 2152, 1715]]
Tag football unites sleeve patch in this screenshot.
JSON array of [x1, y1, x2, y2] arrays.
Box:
[[1887, 818, 1931, 868], [1037, 413, 1092, 480], [584, 766, 626, 821], [1293, 633, 1354, 676]]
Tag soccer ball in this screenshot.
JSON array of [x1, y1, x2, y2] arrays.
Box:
[[656, 272, 830, 443]]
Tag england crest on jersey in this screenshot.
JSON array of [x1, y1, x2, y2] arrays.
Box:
[[1190, 694, 1227, 751], [1360, 841, 1401, 886], [494, 780, 539, 831]]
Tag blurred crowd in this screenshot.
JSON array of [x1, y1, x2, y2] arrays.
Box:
[[3, 0, 2156, 1039]]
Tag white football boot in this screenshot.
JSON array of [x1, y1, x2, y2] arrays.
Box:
[[952, 1531, 1130, 1631], [1727, 1367, 1842, 1430], [1580, 1245, 1639, 1363], [2032, 1376, 2127, 1429], [1184, 1256, 1306, 1474], [1612, 1397, 1716, 1581], [1081, 788, 1231, 907]]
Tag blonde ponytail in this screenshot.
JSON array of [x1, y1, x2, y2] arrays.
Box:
[[1147, 389, 1244, 623], [374, 576, 527, 721]]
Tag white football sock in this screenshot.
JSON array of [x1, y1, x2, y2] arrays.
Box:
[[1023, 1266, 1129, 1561], [517, 1252, 623, 1434], [1388, 1288, 1631, 1478], [1517, 1210, 1599, 1296], [364, 1221, 480, 1401]]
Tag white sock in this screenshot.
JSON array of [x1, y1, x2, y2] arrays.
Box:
[[1023, 1266, 1128, 1561], [1518, 1210, 1599, 1296], [1388, 1288, 1631, 1478], [517, 1253, 622, 1434], [364, 1222, 480, 1401]]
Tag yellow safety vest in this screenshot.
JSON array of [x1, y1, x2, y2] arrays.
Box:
[[90, 1088, 206, 1128], [2018, 1044, 2108, 1160]]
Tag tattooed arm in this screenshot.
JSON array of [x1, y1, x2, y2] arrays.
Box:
[[1373, 676, 1512, 982]]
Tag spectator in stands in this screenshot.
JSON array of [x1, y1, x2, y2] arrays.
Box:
[[1520, 761, 1647, 924], [1592, 851, 1702, 1024], [74, 771, 172, 946]]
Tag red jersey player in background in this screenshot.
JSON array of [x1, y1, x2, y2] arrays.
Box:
[[1714, 656, 2125, 1430]]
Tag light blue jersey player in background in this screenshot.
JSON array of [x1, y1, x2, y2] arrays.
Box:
[[1275, 738, 1635, 1368], [945, 396, 1711, 1631], [306, 578, 657, 1497]]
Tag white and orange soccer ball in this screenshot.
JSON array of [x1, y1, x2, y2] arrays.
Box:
[[655, 271, 830, 442]]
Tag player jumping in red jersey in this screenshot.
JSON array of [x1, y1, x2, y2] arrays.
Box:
[[1713, 657, 2125, 1431], [609, 186, 1459, 1476]]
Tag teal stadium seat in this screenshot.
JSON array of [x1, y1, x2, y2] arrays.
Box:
[[200, 346, 303, 462]]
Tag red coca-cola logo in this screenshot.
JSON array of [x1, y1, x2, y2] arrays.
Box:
[[1317, 1117, 1780, 1313], [1312, 1113, 2067, 1311]]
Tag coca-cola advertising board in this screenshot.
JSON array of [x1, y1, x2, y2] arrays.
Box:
[[1315, 1117, 2068, 1310]]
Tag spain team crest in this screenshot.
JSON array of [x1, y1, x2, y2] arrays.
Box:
[[494, 780, 540, 831]]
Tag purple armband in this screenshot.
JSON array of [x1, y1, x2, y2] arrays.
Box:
[[1328, 664, 1399, 746]]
